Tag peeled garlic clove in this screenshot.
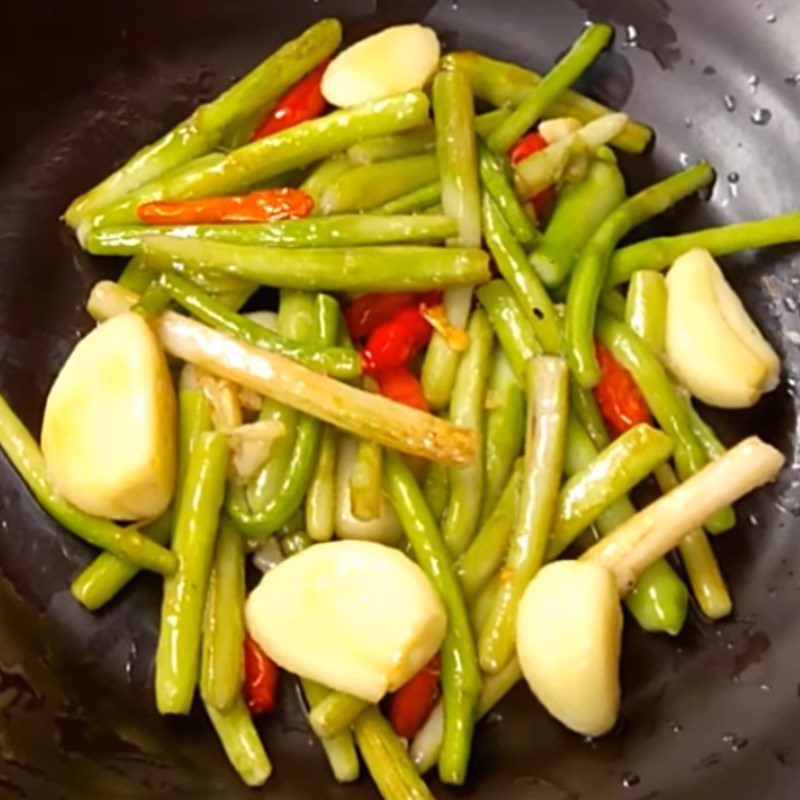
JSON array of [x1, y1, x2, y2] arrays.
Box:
[[665, 248, 779, 408], [245, 540, 446, 702], [516, 560, 622, 737], [321, 24, 440, 108], [41, 312, 176, 520]]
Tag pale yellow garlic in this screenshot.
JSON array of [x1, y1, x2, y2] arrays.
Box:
[[41, 312, 176, 520], [322, 24, 440, 108], [245, 540, 446, 702], [516, 560, 622, 737], [665, 248, 779, 408]]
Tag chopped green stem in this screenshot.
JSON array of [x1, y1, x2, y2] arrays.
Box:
[[349, 434, 384, 521], [85, 214, 459, 255], [442, 310, 494, 556], [595, 311, 733, 532], [419, 68, 482, 411], [654, 463, 732, 619], [205, 696, 272, 787], [375, 181, 442, 214], [384, 453, 480, 786], [228, 294, 337, 538], [479, 357, 568, 674], [547, 423, 674, 558], [565, 162, 715, 387], [301, 679, 360, 783], [300, 156, 354, 206], [478, 144, 539, 246], [320, 154, 440, 214], [423, 461, 450, 523], [529, 157, 626, 287], [306, 425, 337, 541], [353, 707, 435, 800], [482, 348, 525, 520], [482, 195, 562, 353], [143, 237, 490, 293], [563, 415, 690, 635], [476, 279, 541, 383], [160, 273, 360, 378], [488, 23, 613, 153], [443, 50, 653, 153], [569, 378, 611, 450], [608, 211, 800, 285], [625, 270, 668, 356], [458, 463, 522, 600], [348, 126, 437, 164], [308, 691, 370, 739], [335, 435, 403, 543], [200, 517, 246, 713], [70, 512, 173, 610], [420, 285, 473, 410], [156, 430, 229, 714], [118, 255, 154, 293]]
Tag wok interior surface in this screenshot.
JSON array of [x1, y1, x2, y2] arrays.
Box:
[[1, 0, 799, 797]]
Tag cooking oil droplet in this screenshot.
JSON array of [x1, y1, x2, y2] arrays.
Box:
[[786, 73, 800, 86], [621, 772, 640, 788], [748, 74, 760, 91], [670, 721, 683, 733], [766, 12, 777, 23], [679, 152, 692, 167], [784, 296, 797, 312], [623, 25, 639, 47], [684, 116, 693, 128], [786, 330, 800, 346], [450, 0, 460, 9], [760, 683, 771, 692], [723, 733, 749, 751], [751, 107, 772, 125], [723, 94, 737, 112], [727, 171, 740, 183]]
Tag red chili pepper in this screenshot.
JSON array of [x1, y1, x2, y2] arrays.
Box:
[[593, 341, 652, 438], [375, 367, 429, 412], [250, 60, 330, 141], [388, 654, 441, 740], [345, 292, 417, 340], [509, 131, 550, 164], [361, 306, 432, 375], [243, 635, 279, 716], [136, 188, 314, 225], [509, 131, 556, 218], [418, 290, 443, 308]]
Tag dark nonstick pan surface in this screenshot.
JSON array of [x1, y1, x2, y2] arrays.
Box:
[[1, 1, 799, 798]]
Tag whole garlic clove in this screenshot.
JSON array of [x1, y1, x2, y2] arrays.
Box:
[[665, 248, 779, 408], [516, 560, 622, 737]]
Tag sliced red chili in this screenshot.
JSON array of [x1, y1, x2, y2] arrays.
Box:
[[250, 60, 330, 141], [387, 653, 441, 740], [361, 306, 432, 375], [593, 341, 652, 438], [375, 367, 429, 412], [243, 634, 279, 716], [345, 292, 417, 340], [136, 188, 314, 225], [509, 131, 550, 164]]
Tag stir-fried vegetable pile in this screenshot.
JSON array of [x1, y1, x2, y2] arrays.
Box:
[[0, 17, 796, 799]]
